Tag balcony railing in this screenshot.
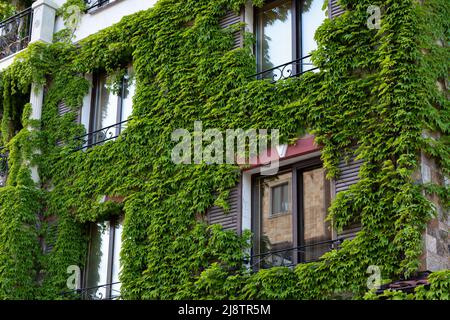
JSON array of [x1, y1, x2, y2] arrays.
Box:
[[0, 147, 8, 187], [85, 0, 112, 12], [0, 8, 33, 60], [61, 282, 121, 300], [73, 118, 130, 151], [249, 239, 342, 270], [250, 55, 318, 83]]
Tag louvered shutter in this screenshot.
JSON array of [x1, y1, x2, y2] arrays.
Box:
[[57, 100, 71, 116], [207, 186, 240, 232], [58, 100, 80, 122], [334, 155, 363, 193], [43, 218, 58, 254], [57, 101, 81, 146], [219, 10, 243, 49], [334, 154, 363, 240], [329, 0, 345, 19]]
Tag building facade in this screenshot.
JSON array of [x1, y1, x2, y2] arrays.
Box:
[[0, 0, 448, 300]]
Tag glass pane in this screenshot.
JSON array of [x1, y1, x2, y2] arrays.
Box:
[[271, 183, 289, 215], [93, 73, 119, 143], [302, 167, 331, 262], [256, 172, 293, 268], [257, 0, 293, 76], [111, 217, 124, 299], [301, 0, 326, 72], [120, 67, 135, 131], [86, 221, 110, 300]]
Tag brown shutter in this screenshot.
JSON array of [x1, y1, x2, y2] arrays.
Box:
[[43, 218, 58, 255], [219, 10, 243, 49], [56, 101, 81, 146], [57, 100, 71, 116], [207, 185, 240, 232], [329, 0, 345, 19], [334, 154, 363, 240], [334, 156, 363, 193]]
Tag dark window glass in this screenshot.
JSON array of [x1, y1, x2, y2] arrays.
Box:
[[252, 161, 332, 270], [85, 216, 123, 300]]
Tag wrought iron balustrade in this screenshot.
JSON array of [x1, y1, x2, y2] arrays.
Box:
[[0, 8, 33, 60], [85, 0, 112, 11], [0, 147, 8, 187], [61, 282, 121, 300], [250, 55, 319, 83], [249, 239, 342, 270], [73, 118, 131, 151]]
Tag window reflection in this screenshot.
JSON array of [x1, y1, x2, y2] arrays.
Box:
[[86, 221, 110, 299], [85, 216, 123, 300], [255, 0, 326, 78], [301, 0, 326, 72], [90, 66, 135, 145], [257, 0, 293, 73]]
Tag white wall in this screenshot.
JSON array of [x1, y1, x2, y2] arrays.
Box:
[[53, 0, 157, 43]]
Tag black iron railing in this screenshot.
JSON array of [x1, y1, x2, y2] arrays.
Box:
[[61, 282, 121, 300], [0, 147, 8, 187], [73, 119, 130, 151], [249, 239, 342, 270], [85, 0, 111, 11], [250, 55, 318, 83], [0, 8, 33, 60]]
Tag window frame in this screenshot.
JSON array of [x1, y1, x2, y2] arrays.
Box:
[[254, 0, 302, 73], [251, 156, 331, 267], [84, 215, 123, 300], [268, 179, 291, 217], [88, 68, 133, 146]]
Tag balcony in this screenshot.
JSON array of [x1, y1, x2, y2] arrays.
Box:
[[0, 147, 8, 187], [61, 282, 121, 300], [85, 0, 113, 12], [251, 55, 318, 83], [249, 239, 341, 270], [0, 8, 33, 61], [73, 119, 130, 151]]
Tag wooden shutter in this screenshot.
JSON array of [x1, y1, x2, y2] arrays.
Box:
[[57, 100, 71, 116], [219, 10, 243, 49], [334, 155, 364, 193], [334, 154, 363, 240], [43, 218, 58, 255], [329, 0, 345, 19], [207, 185, 240, 232]]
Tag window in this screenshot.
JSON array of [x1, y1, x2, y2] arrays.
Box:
[[89, 65, 135, 146], [270, 181, 291, 216], [85, 216, 123, 300], [85, 0, 111, 12], [252, 158, 333, 269], [255, 0, 326, 79]]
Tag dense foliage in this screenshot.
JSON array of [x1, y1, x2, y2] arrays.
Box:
[[0, 0, 448, 299]]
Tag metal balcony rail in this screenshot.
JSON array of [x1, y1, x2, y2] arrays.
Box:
[[250, 55, 318, 83], [85, 0, 112, 11], [249, 239, 342, 270], [61, 282, 121, 300], [0, 8, 33, 60], [73, 118, 131, 151], [0, 147, 8, 187]]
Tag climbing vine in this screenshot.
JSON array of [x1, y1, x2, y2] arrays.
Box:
[[0, 0, 448, 300]]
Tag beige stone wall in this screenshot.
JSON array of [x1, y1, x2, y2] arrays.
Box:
[[303, 168, 330, 242], [418, 149, 450, 271]]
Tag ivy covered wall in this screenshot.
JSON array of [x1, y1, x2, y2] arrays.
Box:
[[0, 0, 448, 299]]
